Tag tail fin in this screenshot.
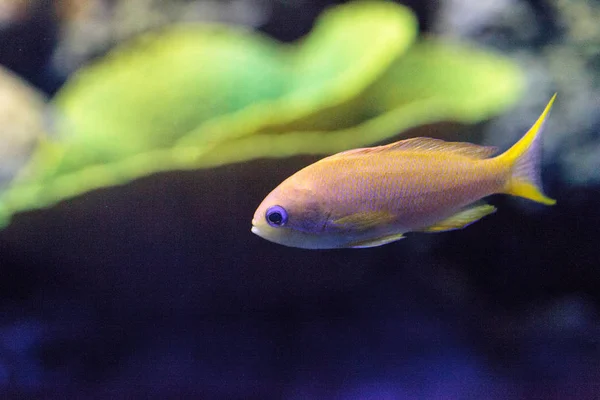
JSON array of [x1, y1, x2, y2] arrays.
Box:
[[499, 94, 557, 205]]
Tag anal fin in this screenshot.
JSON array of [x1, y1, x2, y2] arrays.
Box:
[[348, 232, 405, 248], [419, 203, 496, 233]]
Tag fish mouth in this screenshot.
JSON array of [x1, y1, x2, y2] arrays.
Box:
[[251, 220, 260, 235]]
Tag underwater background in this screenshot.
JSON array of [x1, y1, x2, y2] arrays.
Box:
[[0, 0, 599, 398]]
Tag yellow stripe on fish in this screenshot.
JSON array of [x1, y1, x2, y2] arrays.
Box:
[[251, 94, 557, 249]]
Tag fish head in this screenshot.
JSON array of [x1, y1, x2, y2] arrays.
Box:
[[251, 180, 334, 249]]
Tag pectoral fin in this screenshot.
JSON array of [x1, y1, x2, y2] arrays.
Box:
[[332, 210, 396, 231], [419, 203, 496, 233], [348, 232, 405, 248]]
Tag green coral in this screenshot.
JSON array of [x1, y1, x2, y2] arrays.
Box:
[[0, 0, 523, 227]]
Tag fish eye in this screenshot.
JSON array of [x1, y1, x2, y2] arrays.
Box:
[[266, 205, 288, 227]]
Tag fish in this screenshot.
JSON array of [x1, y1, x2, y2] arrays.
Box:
[[251, 94, 557, 249]]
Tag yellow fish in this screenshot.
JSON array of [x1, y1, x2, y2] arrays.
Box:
[[251, 95, 557, 249]]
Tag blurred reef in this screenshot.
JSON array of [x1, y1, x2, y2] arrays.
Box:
[[0, 67, 47, 191], [0, 0, 599, 399], [437, 0, 600, 187]]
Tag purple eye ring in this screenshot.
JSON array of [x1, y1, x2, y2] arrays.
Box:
[[266, 205, 288, 227]]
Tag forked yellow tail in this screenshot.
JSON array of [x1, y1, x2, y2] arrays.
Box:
[[497, 94, 557, 205]]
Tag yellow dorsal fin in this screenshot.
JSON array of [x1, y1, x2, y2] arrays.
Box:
[[333, 137, 498, 160], [418, 203, 496, 233]]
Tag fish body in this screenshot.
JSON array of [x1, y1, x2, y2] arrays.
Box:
[[251, 95, 556, 249]]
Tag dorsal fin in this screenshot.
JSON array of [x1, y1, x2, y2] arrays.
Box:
[[333, 137, 498, 159]]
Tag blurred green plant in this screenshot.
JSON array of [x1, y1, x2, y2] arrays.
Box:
[[0, 0, 523, 227]]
